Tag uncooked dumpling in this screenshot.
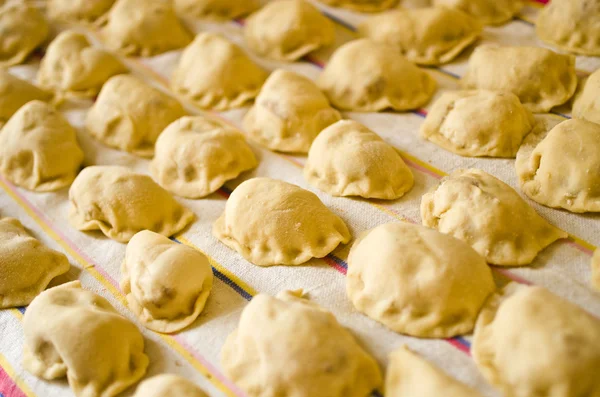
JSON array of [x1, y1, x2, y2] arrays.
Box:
[[358, 7, 482, 66], [171, 32, 268, 110], [38, 30, 126, 99], [244, 0, 335, 62], [516, 119, 600, 213], [573, 68, 600, 125], [151, 116, 258, 198], [473, 283, 600, 397], [86, 74, 186, 157], [318, 39, 436, 112], [122, 230, 213, 333], [304, 120, 414, 199], [69, 166, 195, 243], [347, 222, 495, 338], [0, 70, 52, 127], [593, 250, 600, 291], [99, 0, 192, 56], [23, 281, 149, 397], [175, 0, 259, 20], [432, 0, 523, 25], [243, 69, 341, 153], [213, 178, 351, 266], [461, 45, 577, 113], [387, 346, 484, 397], [0, 218, 70, 309], [318, 0, 399, 13], [536, 0, 600, 56], [0, 1, 49, 66], [420, 90, 535, 158], [133, 375, 208, 397], [0, 100, 84, 192], [421, 169, 567, 266], [47, 0, 115, 23], [221, 291, 383, 397]]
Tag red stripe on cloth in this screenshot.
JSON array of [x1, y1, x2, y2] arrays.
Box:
[[532, 0, 549, 4], [0, 365, 28, 397]]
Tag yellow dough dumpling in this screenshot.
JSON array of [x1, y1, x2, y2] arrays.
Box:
[[133, 375, 208, 397], [47, 0, 116, 23], [175, 0, 260, 20], [432, 0, 524, 25], [573, 68, 600, 125], [318, 0, 399, 13], [0, 217, 70, 309], [0, 70, 52, 127], [0, 0, 49, 67]]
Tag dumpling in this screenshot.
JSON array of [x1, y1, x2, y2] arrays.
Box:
[[213, 177, 351, 266], [317, 0, 399, 13], [593, 250, 600, 291], [23, 281, 149, 397], [0, 70, 52, 127], [516, 119, 600, 213], [121, 230, 213, 333], [37, 30, 127, 99], [432, 0, 524, 25], [472, 283, 600, 397], [150, 116, 258, 198], [387, 346, 484, 397], [420, 90, 535, 158], [244, 0, 335, 62], [318, 39, 436, 112], [133, 375, 208, 397], [221, 290, 383, 397], [0, 100, 84, 192], [347, 222, 495, 338], [243, 69, 341, 153], [0, 217, 70, 309], [85, 74, 186, 157], [304, 120, 414, 199], [421, 168, 567, 266], [358, 7, 482, 66], [98, 0, 192, 56], [174, 0, 260, 20], [536, 0, 600, 56], [461, 45, 577, 113], [171, 32, 268, 110], [0, 1, 48, 67], [47, 0, 115, 23], [69, 166, 195, 243], [573, 68, 600, 125]]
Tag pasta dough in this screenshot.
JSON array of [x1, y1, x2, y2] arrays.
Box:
[[432, 0, 524, 25], [304, 120, 414, 199], [573, 68, 600, 125], [420, 90, 535, 158], [536, 0, 600, 56], [0, 0, 49, 66], [171, 32, 268, 110], [421, 169, 567, 266], [86, 74, 186, 157], [347, 222, 495, 338], [318, 0, 399, 13], [121, 230, 213, 333], [47, 0, 115, 23], [0, 69, 52, 127], [213, 177, 351, 266], [174, 0, 259, 20], [358, 7, 482, 66], [318, 39, 436, 112], [461, 45, 577, 113], [243, 69, 341, 153], [23, 281, 149, 397], [0, 100, 84, 192], [99, 0, 192, 56], [386, 346, 484, 397], [69, 166, 194, 243], [0, 217, 70, 309], [593, 250, 600, 291], [244, 0, 335, 62], [38, 30, 126, 99], [133, 375, 208, 397], [221, 290, 383, 397], [151, 116, 257, 198], [516, 119, 600, 213], [473, 283, 600, 397]]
